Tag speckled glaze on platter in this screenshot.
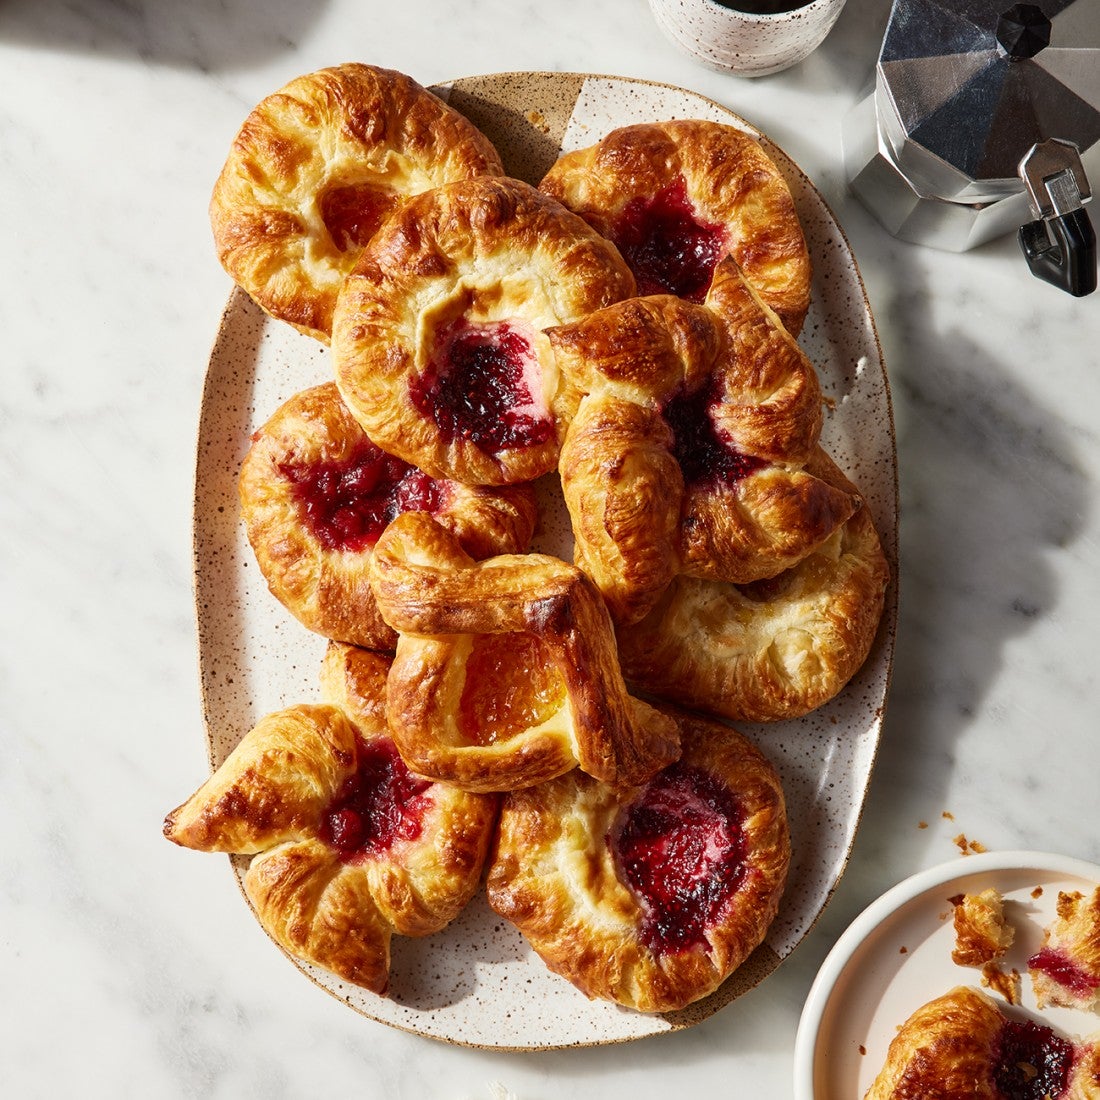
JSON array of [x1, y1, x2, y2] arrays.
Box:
[[193, 72, 898, 1049]]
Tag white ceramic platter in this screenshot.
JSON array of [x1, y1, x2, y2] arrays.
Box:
[[794, 851, 1100, 1100], [193, 71, 898, 1049]]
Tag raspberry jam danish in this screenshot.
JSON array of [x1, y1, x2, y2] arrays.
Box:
[[615, 449, 889, 722], [332, 175, 635, 486], [540, 119, 811, 335], [486, 709, 789, 1013], [864, 986, 1100, 1100], [368, 511, 680, 793], [163, 663, 497, 993], [549, 262, 858, 625], [1029, 885, 1100, 1012], [239, 383, 536, 650], [210, 63, 504, 342]]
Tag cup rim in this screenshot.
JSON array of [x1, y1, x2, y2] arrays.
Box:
[[700, 0, 841, 19]]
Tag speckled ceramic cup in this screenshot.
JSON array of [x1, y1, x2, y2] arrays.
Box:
[[649, 0, 848, 77]]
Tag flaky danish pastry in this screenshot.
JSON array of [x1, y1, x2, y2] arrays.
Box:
[[210, 63, 504, 342], [486, 708, 789, 1013], [163, 688, 497, 993], [1029, 885, 1100, 1012], [239, 382, 536, 650], [331, 175, 636, 485], [864, 985, 1100, 1100], [539, 119, 810, 335], [953, 888, 1015, 968], [615, 448, 888, 722], [367, 511, 680, 793], [550, 263, 858, 625]]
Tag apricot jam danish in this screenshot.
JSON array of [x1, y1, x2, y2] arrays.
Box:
[[549, 261, 857, 625], [210, 63, 504, 342], [864, 986, 1100, 1100], [486, 709, 789, 1013], [238, 383, 536, 650], [540, 119, 811, 335], [163, 673, 497, 994], [367, 512, 680, 793], [331, 175, 635, 486], [615, 449, 888, 722]]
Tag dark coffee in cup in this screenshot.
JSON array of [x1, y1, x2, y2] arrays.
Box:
[[713, 0, 813, 12]]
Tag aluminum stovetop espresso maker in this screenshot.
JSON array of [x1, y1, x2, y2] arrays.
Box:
[[843, 0, 1099, 296]]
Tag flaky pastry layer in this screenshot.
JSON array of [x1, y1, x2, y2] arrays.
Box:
[[540, 119, 810, 335], [368, 512, 680, 792], [332, 175, 636, 485], [486, 709, 789, 1012], [238, 382, 536, 650], [615, 448, 888, 721], [210, 63, 504, 342]]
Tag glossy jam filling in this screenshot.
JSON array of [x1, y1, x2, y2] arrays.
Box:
[[610, 177, 726, 302], [319, 182, 398, 252], [993, 1018, 1075, 1100], [457, 632, 566, 745], [280, 440, 444, 553], [662, 384, 765, 487], [612, 763, 746, 955], [410, 319, 553, 453], [1028, 947, 1100, 999], [320, 738, 432, 862]]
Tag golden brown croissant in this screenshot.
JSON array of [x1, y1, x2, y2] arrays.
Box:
[[486, 707, 789, 1013], [210, 63, 504, 342], [331, 175, 636, 486], [238, 382, 537, 650], [615, 448, 888, 721], [539, 119, 810, 335], [367, 511, 680, 792], [1029, 885, 1100, 1012], [549, 263, 857, 625], [864, 985, 1100, 1100], [163, 662, 497, 993]]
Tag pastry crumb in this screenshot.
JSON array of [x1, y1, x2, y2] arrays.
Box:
[[1032, 886, 1044, 899], [899, 945, 908, 954], [942, 811, 955, 821], [952, 888, 1014, 967], [981, 963, 1021, 1005], [859, 1044, 867, 1056], [918, 820, 928, 829], [953, 832, 988, 855]]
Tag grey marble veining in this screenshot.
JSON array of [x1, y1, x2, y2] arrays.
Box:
[[2, 0, 1100, 1095]]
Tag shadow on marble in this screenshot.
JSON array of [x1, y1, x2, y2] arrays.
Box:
[[838, 212, 1088, 865], [0, 0, 330, 70]]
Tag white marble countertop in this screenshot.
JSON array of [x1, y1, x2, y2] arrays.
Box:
[[3, 0, 1099, 1095]]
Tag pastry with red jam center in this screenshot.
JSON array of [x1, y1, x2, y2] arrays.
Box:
[[486, 709, 789, 1012], [864, 985, 1100, 1100], [540, 119, 811, 336], [367, 512, 680, 793], [1029, 885, 1100, 1012], [209, 63, 504, 342], [163, 650, 497, 994], [239, 382, 537, 650], [331, 174, 635, 486], [549, 261, 858, 626]]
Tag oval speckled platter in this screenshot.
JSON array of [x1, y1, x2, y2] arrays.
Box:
[[193, 72, 898, 1049]]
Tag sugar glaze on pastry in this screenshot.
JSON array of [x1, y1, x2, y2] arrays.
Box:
[[486, 709, 789, 1012], [210, 63, 504, 342]]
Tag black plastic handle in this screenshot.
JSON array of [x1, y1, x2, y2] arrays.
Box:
[[1018, 207, 1097, 297]]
